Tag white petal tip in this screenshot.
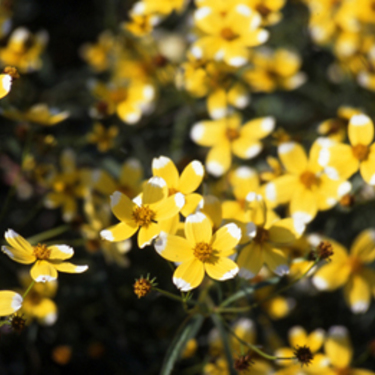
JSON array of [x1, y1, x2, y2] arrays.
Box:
[[100, 230, 114, 241], [173, 277, 192, 291]]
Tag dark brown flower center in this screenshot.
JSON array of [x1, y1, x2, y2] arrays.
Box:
[[220, 27, 237, 41], [254, 227, 269, 244], [352, 144, 369, 161]]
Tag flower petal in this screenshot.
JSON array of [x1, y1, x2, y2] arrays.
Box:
[[173, 258, 205, 291], [348, 114, 374, 146], [110, 191, 137, 223], [181, 193, 203, 217], [1, 245, 35, 264], [268, 218, 303, 244], [100, 222, 138, 242], [312, 262, 351, 291], [142, 176, 168, 205], [278, 142, 308, 174], [207, 88, 227, 119], [240, 117, 275, 140], [154, 232, 193, 262], [350, 229, 375, 263], [48, 245, 74, 260], [190, 119, 226, 147], [30, 260, 58, 282], [325, 326, 352, 369], [51, 261, 88, 274], [206, 143, 232, 177], [4, 229, 33, 254], [237, 242, 263, 279], [138, 222, 160, 248], [263, 245, 289, 276], [343, 274, 371, 314], [152, 156, 179, 190], [205, 257, 239, 281], [211, 223, 241, 256], [185, 212, 212, 245], [178, 160, 205, 195], [154, 193, 185, 221], [0, 291, 23, 317]]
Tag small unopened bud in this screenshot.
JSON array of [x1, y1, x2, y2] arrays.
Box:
[[309, 241, 334, 261], [3, 66, 20, 80], [133, 275, 157, 299], [294, 345, 314, 367], [340, 194, 355, 208], [10, 314, 26, 333], [234, 352, 254, 371]]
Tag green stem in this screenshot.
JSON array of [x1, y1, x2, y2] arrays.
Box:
[[22, 280, 35, 299], [153, 287, 199, 306], [26, 225, 70, 245]]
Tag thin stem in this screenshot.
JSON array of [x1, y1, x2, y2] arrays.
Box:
[[153, 287, 199, 306], [26, 225, 70, 245], [22, 280, 35, 299]]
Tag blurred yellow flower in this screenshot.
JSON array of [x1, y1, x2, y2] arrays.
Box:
[[0, 291, 23, 317], [87, 122, 119, 153]]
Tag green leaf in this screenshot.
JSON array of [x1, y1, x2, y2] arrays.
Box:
[[220, 277, 280, 307], [160, 314, 204, 375], [211, 314, 237, 375]]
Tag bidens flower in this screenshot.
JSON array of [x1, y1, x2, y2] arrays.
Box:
[[1, 229, 88, 282], [0, 291, 23, 317], [155, 212, 241, 291]]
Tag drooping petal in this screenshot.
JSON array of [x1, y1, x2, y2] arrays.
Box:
[[152, 156, 179, 190], [211, 223, 242, 256], [4, 229, 33, 255], [205, 257, 239, 281], [348, 114, 374, 146], [178, 161, 205, 195], [237, 242, 263, 279], [307, 329, 326, 353], [278, 142, 308, 174], [51, 261, 88, 274], [0, 291, 23, 317], [100, 222, 138, 242], [30, 260, 58, 282], [48, 245, 74, 260], [110, 191, 137, 223], [350, 229, 375, 263], [173, 259, 205, 291], [343, 274, 371, 314], [154, 193, 185, 221], [263, 245, 289, 276], [185, 212, 212, 245], [142, 176, 168, 205], [154, 232, 193, 262], [1, 245, 35, 264], [138, 222, 160, 248], [325, 326, 353, 369], [359, 145, 375, 185]]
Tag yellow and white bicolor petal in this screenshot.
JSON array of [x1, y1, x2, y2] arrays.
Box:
[[241, 117, 276, 140], [138, 222, 160, 248], [360, 144, 375, 185], [178, 160, 204, 195], [227, 83, 250, 109], [206, 143, 232, 177], [344, 274, 371, 314], [263, 245, 289, 276], [117, 101, 142, 124], [0, 74, 12, 99], [154, 193, 185, 221], [200, 195, 222, 230], [173, 259, 205, 291], [51, 261, 88, 274], [4, 229, 33, 256], [350, 229, 375, 263], [48, 245, 74, 260], [308, 329, 326, 353], [0, 291, 23, 317], [325, 326, 353, 369], [181, 193, 203, 217], [263, 175, 298, 205], [119, 158, 143, 191], [207, 88, 227, 119], [154, 232, 193, 262], [312, 262, 351, 291], [348, 114, 374, 146], [30, 260, 58, 282], [2, 245, 35, 264], [205, 257, 239, 281], [268, 218, 303, 244], [142, 176, 168, 205], [232, 138, 263, 160], [100, 221, 138, 242], [92, 169, 117, 195], [278, 142, 308, 174], [288, 326, 308, 347], [190, 120, 226, 147], [211, 223, 241, 256], [237, 242, 264, 279], [323, 143, 358, 180], [246, 192, 267, 226], [152, 156, 179, 189], [110, 191, 137, 223], [290, 187, 317, 224], [185, 212, 212, 245]]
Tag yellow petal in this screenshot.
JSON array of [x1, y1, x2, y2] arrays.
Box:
[[207, 88, 227, 119], [312, 262, 351, 291], [227, 83, 250, 109], [190, 119, 227, 147], [110, 191, 137, 222], [324, 143, 359, 180], [1, 245, 35, 264], [263, 245, 289, 276], [138, 222, 160, 248], [30, 260, 58, 282], [350, 229, 375, 263], [181, 193, 203, 217], [278, 142, 308, 174], [240, 117, 275, 140], [200, 195, 222, 230], [178, 161, 205, 195], [263, 175, 299, 205], [154, 193, 185, 221], [185, 212, 212, 245], [119, 158, 143, 191], [359, 145, 375, 185], [62, 197, 77, 222], [237, 242, 263, 279], [246, 193, 267, 226], [232, 138, 263, 159], [305, 329, 326, 353], [348, 114, 374, 146], [211, 223, 241, 256], [4, 229, 33, 254], [173, 258, 205, 291], [0, 291, 23, 317], [48, 245, 74, 260], [117, 101, 141, 124], [51, 261, 88, 274], [100, 222, 138, 242], [142, 176, 168, 205], [268, 218, 304, 244], [205, 257, 239, 281], [288, 326, 307, 347], [92, 169, 117, 195], [290, 187, 317, 224], [0, 74, 12, 99], [159, 214, 179, 235], [325, 326, 352, 369], [152, 156, 179, 190], [154, 233, 193, 262], [344, 274, 371, 314], [223, 42, 249, 67], [206, 143, 232, 177]]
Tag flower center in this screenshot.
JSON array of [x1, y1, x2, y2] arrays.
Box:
[[33, 243, 51, 260], [226, 128, 240, 141], [193, 242, 213, 262], [220, 27, 237, 41], [256, 4, 271, 17], [132, 205, 156, 228], [254, 227, 269, 244], [348, 256, 362, 273], [168, 187, 179, 196], [336, 368, 351, 375], [351, 144, 369, 161], [300, 171, 319, 189]]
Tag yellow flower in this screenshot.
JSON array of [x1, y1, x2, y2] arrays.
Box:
[[1, 103, 69, 126], [100, 176, 185, 248], [190, 114, 275, 176], [87, 122, 119, 152], [1, 229, 88, 283], [143, 0, 186, 15], [0, 72, 13, 99], [0, 291, 23, 317], [312, 229, 375, 314], [124, 3, 161, 37], [155, 212, 241, 291], [264, 140, 351, 223], [319, 114, 375, 185], [247, 0, 286, 25], [237, 194, 304, 278], [193, 3, 269, 67], [152, 156, 204, 216]]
